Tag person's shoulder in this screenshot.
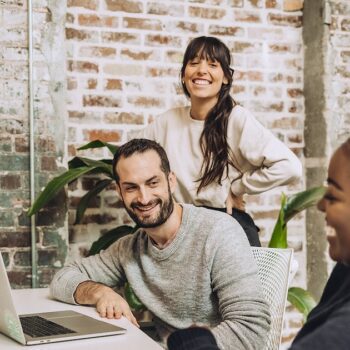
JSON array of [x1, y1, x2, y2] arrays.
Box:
[[158, 105, 190, 119], [184, 204, 240, 232], [109, 227, 147, 250], [230, 104, 256, 123]]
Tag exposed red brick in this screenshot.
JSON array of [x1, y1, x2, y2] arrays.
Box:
[[283, 0, 303, 12], [67, 60, 99, 73], [251, 209, 280, 220], [247, 0, 263, 7], [67, 77, 77, 90], [85, 130, 122, 143], [123, 17, 162, 31], [0, 231, 31, 247], [272, 117, 302, 129], [66, 13, 74, 23], [68, 144, 77, 157], [229, 0, 244, 6], [287, 88, 303, 98], [41, 156, 57, 171], [165, 50, 183, 63], [234, 70, 264, 82], [81, 213, 117, 225], [85, 78, 97, 89], [101, 32, 140, 44], [104, 79, 122, 90], [69, 196, 100, 209], [83, 95, 122, 108], [341, 19, 350, 31], [340, 51, 350, 64], [67, 0, 98, 10], [288, 133, 303, 143], [265, 0, 279, 8], [252, 101, 284, 112], [78, 14, 118, 27], [7, 270, 32, 288], [145, 34, 182, 47], [208, 25, 245, 36], [15, 137, 29, 153], [189, 6, 226, 19], [235, 10, 262, 23], [120, 48, 156, 61], [168, 21, 203, 33], [0, 175, 21, 189], [37, 138, 56, 153], [66, 28, 97, 41], [127, 96, 165, 108], [232, 85, 246, 94], [287, 101, 303, 113], [146, 2, 184, 16], [231, 41, 262, 53], [104, 112, 144, 125], [146, 66, 179, 78], [269, 43, 301, 53], [336, 66, 350, 79], [79, 46, 116, 58], [268, 13, 302, 27], [105, 0, 143, 13], [268, 72, 295, 83]]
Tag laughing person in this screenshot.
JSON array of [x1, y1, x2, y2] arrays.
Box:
[[289, 137, 350, 349], [50, 139, 270, 350], [133, 36, 302, 247]]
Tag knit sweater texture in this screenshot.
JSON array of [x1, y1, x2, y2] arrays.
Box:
[[50, 205, 270, 350], [134, 105, 302, 208]]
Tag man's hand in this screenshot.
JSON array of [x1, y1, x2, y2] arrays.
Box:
[[74, 281, 139, 327], [225, 191, 246, 214]]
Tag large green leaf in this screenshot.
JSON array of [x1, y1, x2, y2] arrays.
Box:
[[288, 287, 316, 320], [78, 140, 118, 155], [268, 193, 288, 248], [88, 225, 137, 256], [124, 282, 145, 311], [68, 157, 113, 177], [284, 186, 326, 223], [27, 167, 97, 216], [74, 179, 113, 224]]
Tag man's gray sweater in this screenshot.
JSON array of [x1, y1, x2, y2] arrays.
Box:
[[50, 204, 270, 349]]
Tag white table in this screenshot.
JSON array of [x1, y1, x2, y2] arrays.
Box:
[[0, 288, 163, 350]]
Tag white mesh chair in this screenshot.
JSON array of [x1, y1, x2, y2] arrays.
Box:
[[251, 247, 293, 350]]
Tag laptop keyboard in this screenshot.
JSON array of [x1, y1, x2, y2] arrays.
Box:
[[20, 315, 77, 338]]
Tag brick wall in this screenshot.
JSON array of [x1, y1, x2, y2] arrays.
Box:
[[0, 1, 68, 288]]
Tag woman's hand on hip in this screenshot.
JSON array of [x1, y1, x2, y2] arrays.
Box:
[[226, 191, 246, 214]]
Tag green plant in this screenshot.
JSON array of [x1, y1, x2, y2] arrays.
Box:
[[268, 186, 326, 320], [27, 140, 144, 310]]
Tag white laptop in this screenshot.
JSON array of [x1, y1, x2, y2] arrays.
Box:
[[0, 252, 126, 345]]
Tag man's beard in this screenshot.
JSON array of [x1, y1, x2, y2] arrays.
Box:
[[123, 185, 174, 228]]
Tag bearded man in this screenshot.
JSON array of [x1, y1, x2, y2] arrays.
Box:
[[50, 139, 270, 350]]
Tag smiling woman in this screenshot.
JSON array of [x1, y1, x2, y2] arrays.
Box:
[[288, 138, 350, 350], [133, 36, 302, 247]]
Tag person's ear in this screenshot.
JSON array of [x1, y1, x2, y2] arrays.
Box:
[[223, 76, 228, 85], [168, 171, 177, 194]]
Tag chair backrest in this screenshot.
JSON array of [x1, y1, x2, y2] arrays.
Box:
[[251, 247, 293, 350]]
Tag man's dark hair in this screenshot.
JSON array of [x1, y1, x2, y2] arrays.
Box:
[[112, 138, 171, 183]]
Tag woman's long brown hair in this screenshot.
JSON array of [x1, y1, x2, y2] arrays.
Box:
[[181, 36, 236, 193]]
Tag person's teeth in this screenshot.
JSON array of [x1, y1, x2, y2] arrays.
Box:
[[193, 79, 210, 85]]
